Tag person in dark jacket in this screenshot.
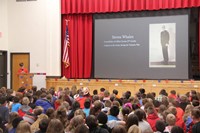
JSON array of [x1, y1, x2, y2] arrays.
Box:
[[0, 96, 9, 124], [86, 115, 109, 133]]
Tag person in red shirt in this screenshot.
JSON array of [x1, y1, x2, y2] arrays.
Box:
[[168, 90, 177, 100], [146, 106, 160, 131], [18, 62, 28, 74]]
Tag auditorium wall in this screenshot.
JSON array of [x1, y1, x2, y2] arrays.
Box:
[[0, 0, 61, 88], [0, 0, 8, 50]]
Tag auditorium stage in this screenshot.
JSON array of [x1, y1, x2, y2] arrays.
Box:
[[46, 78, 200, 97]]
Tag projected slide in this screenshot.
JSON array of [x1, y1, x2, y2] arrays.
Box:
[[94, 12, 189, 79], [149, 23, 176, 68]]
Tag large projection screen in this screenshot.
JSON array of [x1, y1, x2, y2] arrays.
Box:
[[94, 10, 189, 79]]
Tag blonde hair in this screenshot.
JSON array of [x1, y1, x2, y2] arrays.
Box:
[[22, 97, 30, 105], [183, 104, 194, 122], [128, 125, 142, 133], [16, 121, 31, 133], [74, 109, 86, 119], [166, 114, 176, 126], [66, 115, 84, 132]]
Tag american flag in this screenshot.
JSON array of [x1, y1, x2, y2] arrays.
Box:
[[63, 20, 70, 68]]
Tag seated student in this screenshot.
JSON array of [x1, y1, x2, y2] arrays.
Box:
[[113, 89, 120, 99], [146, 106, 160, 131], [164, 114, 176, 133], [18, 97, 33, 117], [183, 105, 194, 133], [191, 108, 200, 133], [101, 100, 112, 114], [155, 120, 166, 133], [66, 115, 84, 133], [86, 115, 109, 133], [83, 99, 91, 117], [128, 125, 141, 133], [74, 124, 89, 133], [35, 93, 54, 113], [112, 125, 127, 133], [134, 109, 153, 133], [0, 96, 9, 124], [9, 117, 23, 133], [107, 106, 120, 121], [171, 126, 184, 133], [168, 90, 177, 100], [11, 97, 21, 112], [35, 118, 50, 133], [46, 119, 64, 133], [97, 112, 111, 132], [126, 114, 139, 131], [167, 106, 185, 129]]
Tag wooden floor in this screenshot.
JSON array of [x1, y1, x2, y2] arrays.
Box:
[[46, 78, 200, 97]]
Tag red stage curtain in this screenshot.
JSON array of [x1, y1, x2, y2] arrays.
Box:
[[61, 14, 92, 78], [61, 0, 200, 14]]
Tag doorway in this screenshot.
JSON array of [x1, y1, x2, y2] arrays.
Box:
[[0, 51, 7, 88], [11, 53, 30, 91]]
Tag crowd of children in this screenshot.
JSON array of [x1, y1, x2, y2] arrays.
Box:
[[0, 86, 200, 133]]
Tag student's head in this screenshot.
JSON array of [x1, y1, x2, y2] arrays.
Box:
[[86, 115, 98, 130], [46, 108, 55, 119], [97, 112, 108, 124], [166, 114, 176, 126], [74, 124, 89, 133], [126, 114, 139, 130], [147, 106, 155, 115], [16, 121, 31, 133], [155, 120, 166, 132], [46, 119, 64, 133], [93, 89, 98, 95], [171, 126, 184, 133], [132, 103, 140, 111], [168, 106, 177, 116], [12, 117, 23, 128], [134, 109, 145, 121], [70, 115, 85, 129], [84, 99, 91, 109], [139, 88, 145, 94], [33, 106, 44, 116], [170, 90, 176, 95], [191, 108, 200, 121], [122, 107, 131, 117], [38, 118, 50, 132], [72, 101, 80, 111], [128, 125, 141, 133], [13, 96, 20, 103], [112, 125, 126, 133], [104, 100, 112, 108], [100, 88, 105, 92], [110, 105, 119, 117], [74, 109, 86, 119], [19, 62, 24, 67], [159, 89, 167, 96], [192, 100, 199, 107], [22, 97, 30, 105], [104, 90, 110, 97], [0, 96, 6, 105], [113, 89, 118, 95]]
